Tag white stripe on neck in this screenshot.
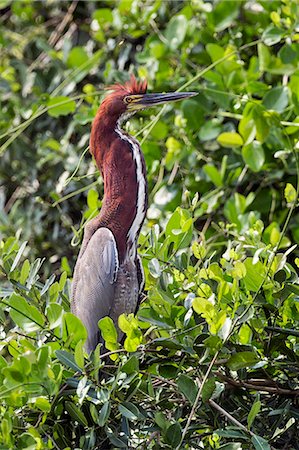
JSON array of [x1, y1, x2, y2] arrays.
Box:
[[115, 118, 146, 261]]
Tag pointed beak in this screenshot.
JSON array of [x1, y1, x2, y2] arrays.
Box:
[[128, 91, 198, 110]]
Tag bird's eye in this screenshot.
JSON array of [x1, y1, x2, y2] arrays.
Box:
[[124, 96, 133, 104]]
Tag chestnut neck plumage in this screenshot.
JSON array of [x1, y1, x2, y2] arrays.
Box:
[[89, 109, 148, 264]]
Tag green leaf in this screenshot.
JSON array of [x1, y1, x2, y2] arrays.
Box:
[[98, 401, 110, 427], [251, 435, 271, 450], [201, 377, 216, 402], [92, 8, 113, 25], [206, 43, 224, 63], [159, 364, 178, 378], [106, 433, 127, 448], [165, 15, 188, 50], [10, 241, 27, 272], [227, 351, 259, 371], [118, 314, 142, 352], [8, 294, 44, 332], [151, 121, 168, 139], [247, 399, 261, 429], [203, 164, 223, 187], [217, 428, 247, 440], [87, 188, 99, 210], [165, 207, 193, 251], [238, 117, 256, 146], [263, 87, 289, 113], [199, 120, 221, 141], [118, 313, 139, 334], [46, 303, 63, 329], [192, 296, 214, 317], [242, 141, 265, 172], [148, 258, 161, 278], [65, 401, 88, 427], [99, 316, 118, 343], [155, 411, 169, 431], [36, 346, 49, 376], [284, 183, 297, 204], [20, 259, 30, 285], [34, 397, 51, 413], [47, 96, 76, 118], [63, 312, 87, 346], [217, 132, 243, 147], [253, 107, 270, 142], [208, 0, 240, 32], [67, 46, 89, 68], [262, 25, 284, 46], [177, 375, 198, 403], [218, 444, 243, 450], [279, 44, 298, 64], [181, 98, 205, 130], [243, 258, 266, 292], [165, 422, 182, 447], [55, 350, 82, 372], [118, 402, 140, 421], [74, 340, 85, 369], [239, 324, 252, 345], [231, 261, 246, 280], [98, 316, 119, 357], [192, 241, 207, 259], [122, 355, 139, 374]]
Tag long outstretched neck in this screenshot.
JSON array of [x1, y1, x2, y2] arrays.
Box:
[[89, 110, 148, 263]]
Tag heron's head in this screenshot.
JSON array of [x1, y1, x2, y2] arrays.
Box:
[[101, 75, 197, 122]]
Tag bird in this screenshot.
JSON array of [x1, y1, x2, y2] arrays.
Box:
[[71, 75, 197, 353]]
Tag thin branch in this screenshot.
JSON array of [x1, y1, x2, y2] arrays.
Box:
[[28, 1, 78, 72], [265, 326, 299, 338], [176, 352, 219, 449], [208, 398, 254, 436], [217, 372, 299, 397]]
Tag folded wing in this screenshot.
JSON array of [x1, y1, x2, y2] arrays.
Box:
[[71, 227, 118, 353]]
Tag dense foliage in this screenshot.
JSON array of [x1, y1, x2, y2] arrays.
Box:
[[1, 1, 299, 448]]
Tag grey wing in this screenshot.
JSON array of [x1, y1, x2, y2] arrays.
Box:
[[71, 227, 119, 353]]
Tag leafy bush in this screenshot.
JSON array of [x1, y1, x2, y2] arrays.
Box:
[[1, 1, 299, 449]]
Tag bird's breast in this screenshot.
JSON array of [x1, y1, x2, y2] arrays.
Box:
[[98, 132, 148, 262]]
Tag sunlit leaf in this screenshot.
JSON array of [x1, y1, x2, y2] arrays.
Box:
[[47, 96, 76, 118], [248, 399, 261, 429], [263, 87, 289, 113], [8, 294, 44, 332], [217, 132, 243, 147], [242, 141, 265, 172], [284, 183, 297, 204], [165, 15, 188, 49]]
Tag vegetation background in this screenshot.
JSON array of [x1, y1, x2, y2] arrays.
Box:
[[1, 0, 299, 448]]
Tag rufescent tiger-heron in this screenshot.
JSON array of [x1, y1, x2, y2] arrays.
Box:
[[71, 75, 197, 353]]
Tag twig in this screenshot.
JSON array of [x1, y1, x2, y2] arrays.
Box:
[[176, 352, 219, 449], [168, 161, 179, 185], [147, 431, 160, 445], [48, 1, 78, 47], [216, 372, 299, 397], [28, 1, 78, 71], [42, 430, 61, 450], [149, 19, 168, 45], [208, 398, 254, 436], [265, 326, 299, 338], [4, 187, 24, 213]]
